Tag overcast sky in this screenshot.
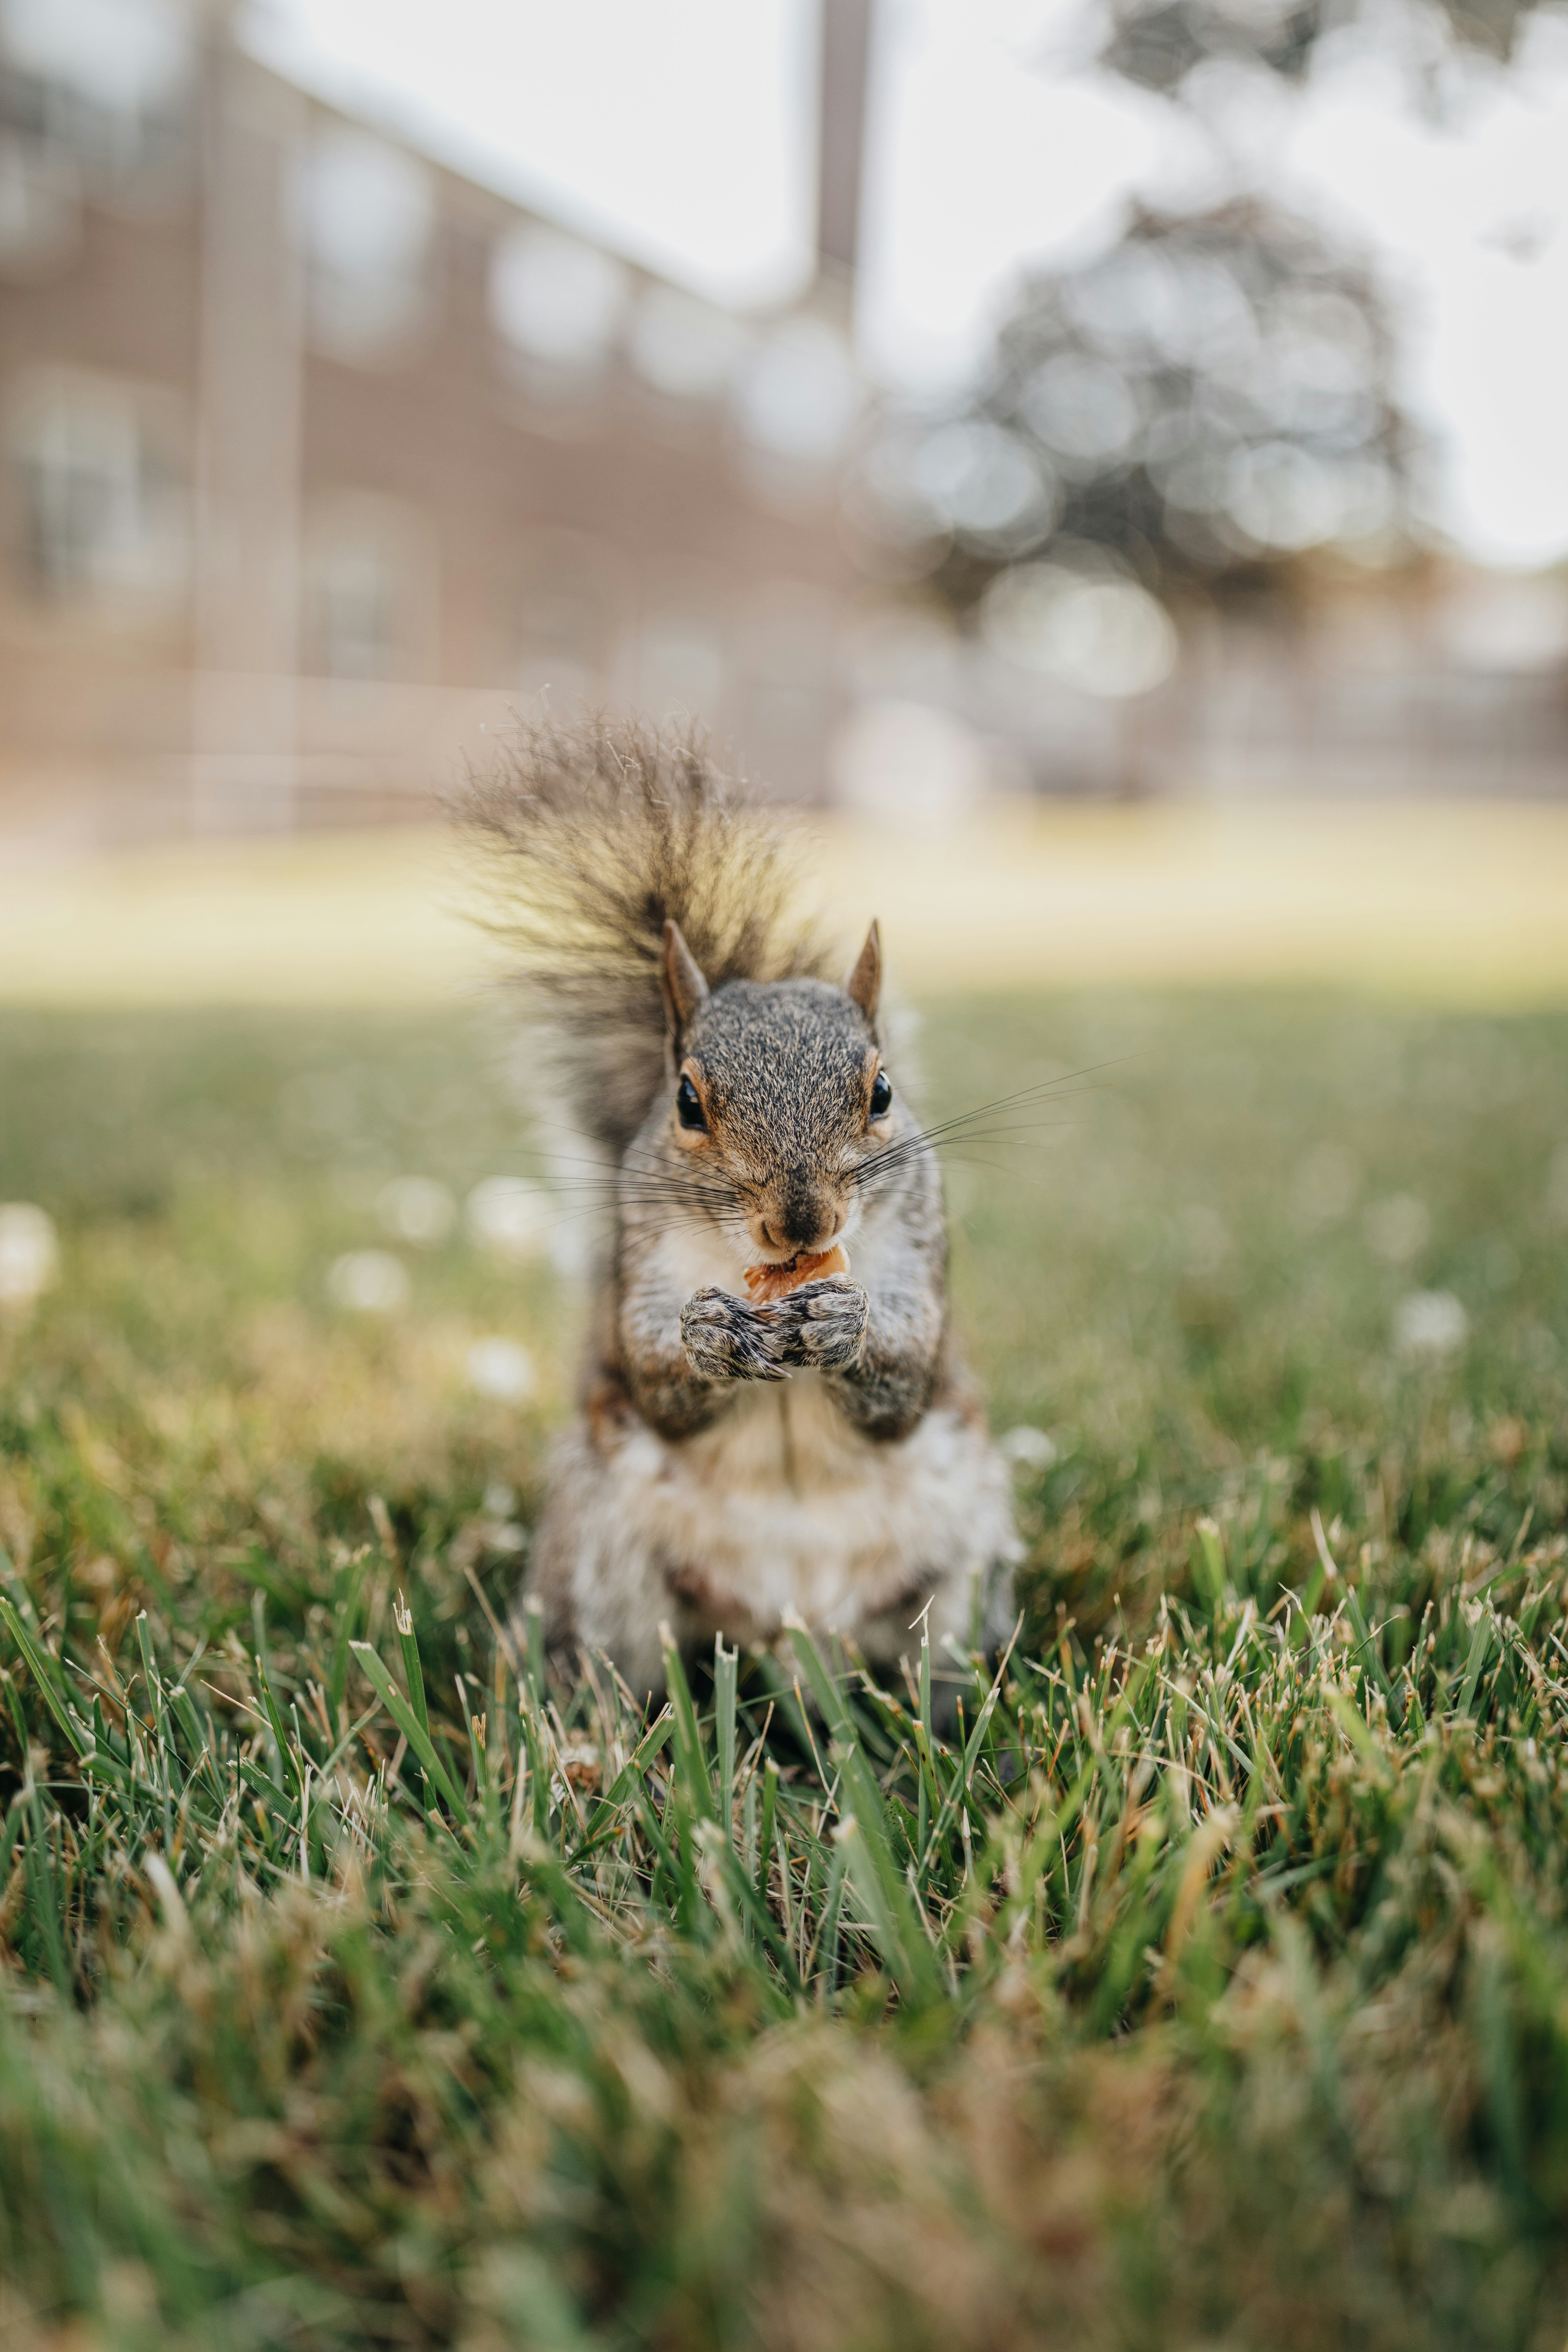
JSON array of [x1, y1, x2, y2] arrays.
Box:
[[245, 0, 1568, 568]]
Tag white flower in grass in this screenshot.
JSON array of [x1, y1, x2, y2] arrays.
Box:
[[326, 1250, 410, 1314], [465, 1336, 535, 1402], [466, 1176, 555, 1265], [0, 1204, 58, 1304], [1394, 1289, 1468, 1360], [999, 1425, 1057, 1470], [377, 1175, 456, 1247]]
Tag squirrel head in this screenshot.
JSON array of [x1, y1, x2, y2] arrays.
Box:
[[658, 918, 895, 1264]]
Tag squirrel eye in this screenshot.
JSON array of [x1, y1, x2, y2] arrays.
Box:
[[676, 1074, 707, 1132], [869, 1069, 892, 1120]]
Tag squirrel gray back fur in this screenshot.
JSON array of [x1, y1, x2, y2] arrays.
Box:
[[460, 714, 836, 1158]]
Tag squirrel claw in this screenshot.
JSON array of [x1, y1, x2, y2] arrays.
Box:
[[680, 1285, 793, 1384], [679, 1276, 869, 1383], [764, 1274, 870, 1373]]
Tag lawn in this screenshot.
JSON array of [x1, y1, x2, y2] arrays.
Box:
[[1, 986, 1567, 2350]]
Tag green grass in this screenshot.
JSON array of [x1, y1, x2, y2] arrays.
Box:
[[1, 989, 1567, 2350]]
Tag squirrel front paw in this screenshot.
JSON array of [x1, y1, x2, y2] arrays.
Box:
[[765, 1274, 870, 1373], [680, 1287, 790, 1383]]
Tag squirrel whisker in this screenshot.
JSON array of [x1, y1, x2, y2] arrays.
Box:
[[866, 1071, 1116, 1154], [851, 1073, 1115, 1188]]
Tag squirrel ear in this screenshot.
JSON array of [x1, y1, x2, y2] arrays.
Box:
[[659, 919, 709, 1037], [844, 919, 881, 1024]]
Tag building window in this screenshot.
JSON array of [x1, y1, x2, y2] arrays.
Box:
[[303, 494, 434, 681], [296, 127, 436, 366], [0, 122, 78, 280], [0, 0, 192, 204], [309, 542, 399, 680], [490, 225, 625, 396], [8, 369, 187, 611], [0, 0, 193, 279]]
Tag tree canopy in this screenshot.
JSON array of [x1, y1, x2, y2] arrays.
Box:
[[853, 197, 1417, 625], [1099, 0, 1546, 96]]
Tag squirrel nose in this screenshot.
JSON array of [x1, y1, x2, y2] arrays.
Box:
[[760, 1193, 841, 1255], [760, 1215, 822, 1251]]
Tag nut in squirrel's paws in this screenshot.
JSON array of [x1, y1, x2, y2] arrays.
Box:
[[742, 1244, 849, 1304], [762, 1271, 868, 1371]]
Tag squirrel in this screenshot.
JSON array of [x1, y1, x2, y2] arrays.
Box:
[[463, 715, 1017, 1709]]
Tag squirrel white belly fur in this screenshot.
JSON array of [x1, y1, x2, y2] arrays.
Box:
[[539, 1221, 1016, 1697], [462, 715, 1017, 1705]]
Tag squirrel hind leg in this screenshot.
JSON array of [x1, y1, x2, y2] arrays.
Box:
[[520, 1422, 672, 1704]]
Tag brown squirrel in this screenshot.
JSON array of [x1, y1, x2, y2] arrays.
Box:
[[464, 715, 1016, 1705]]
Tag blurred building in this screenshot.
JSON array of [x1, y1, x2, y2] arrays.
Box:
[[3, 0, 1563, 853], [926, 567, 1568, 804], [0, 0, 870, 847]]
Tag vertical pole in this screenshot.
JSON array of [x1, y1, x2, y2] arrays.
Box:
[[189, 34, 305, 833], [816, 0, 873, 289]]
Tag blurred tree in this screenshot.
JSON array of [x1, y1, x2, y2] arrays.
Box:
[[1099, 0, 1542, 94], [852, 197, 1418, 630]]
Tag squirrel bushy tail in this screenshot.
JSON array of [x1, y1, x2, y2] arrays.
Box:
[[460, 714, 834, 1156]]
